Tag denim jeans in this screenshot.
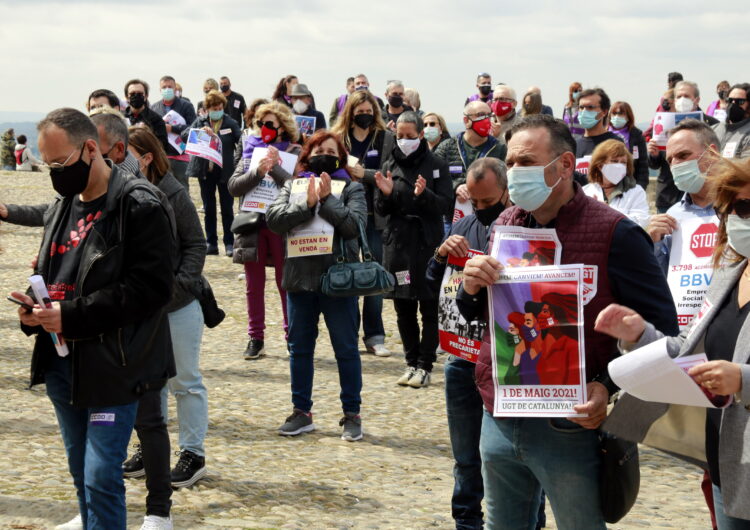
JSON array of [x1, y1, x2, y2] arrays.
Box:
[[44, 354, 137, 530], [480, 412, 604, 530], [445, 356, 485, 529], [359, 217, 385, 347], [287, 291, 361, 414], [199, 171, 234, 246], [244, 227, 288, 341], [713, 484, 750, 530], [162, 299, 208, 456], [134, 390, 172, 517]]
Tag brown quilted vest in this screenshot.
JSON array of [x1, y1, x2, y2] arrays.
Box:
[[474, 184, 625, 413]]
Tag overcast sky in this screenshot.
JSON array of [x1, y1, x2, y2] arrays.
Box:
[[1, 0, 748, 126]]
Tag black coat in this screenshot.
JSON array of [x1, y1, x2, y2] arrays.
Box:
[[376, 141, 453, 300], [125, 105, 169, 153], [628, 126, 650, 190], [183, 114, 242, 182]]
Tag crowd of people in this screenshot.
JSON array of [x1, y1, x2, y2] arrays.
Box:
[[2, 69, 750, 530]]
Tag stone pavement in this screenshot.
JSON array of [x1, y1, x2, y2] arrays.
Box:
[[0, 171, 710, 529]]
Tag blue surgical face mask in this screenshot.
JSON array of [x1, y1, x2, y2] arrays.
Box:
[[727, 214, 750, 258], [610, 115, 627, 129], [507, 156, 562, 211], [578, 109, 601, 129], [161, 87, 175, 101], [209, 109, 224, 121], [572, 91, 581, 101], [671, 151, 707, 194]]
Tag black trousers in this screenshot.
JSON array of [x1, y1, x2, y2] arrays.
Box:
[[393, 298, 439, 372], [199, 171, 234, 247], [135, 390, 172, 517]]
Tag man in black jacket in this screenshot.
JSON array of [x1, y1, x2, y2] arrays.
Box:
[[219, 76, 247, 127], [123, 78, 169, 153], [11, 108, 175, 530]]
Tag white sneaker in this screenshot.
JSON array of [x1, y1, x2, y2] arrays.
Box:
[[367, 343, 391, 357], [408, 368, 431, 388], [397, 366, 417, 386], [140, 514, 173, 530], [55, 514, 83, 530]]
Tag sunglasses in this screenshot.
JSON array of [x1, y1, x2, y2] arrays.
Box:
[[728, 98, 747, 106], [256, 120, 277, 129], [731, 199, 750, 219], [424, 121, 439, 127]]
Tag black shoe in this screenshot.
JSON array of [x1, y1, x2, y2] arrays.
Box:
[[206, 244, 219, 256], [225, 244, 234, 257], [123, 444, 145, 478], [171, 450, 206, 488], [243, 339, 265, 360]]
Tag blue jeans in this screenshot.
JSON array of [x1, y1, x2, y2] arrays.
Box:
[[713, 484, 750, 530], [360, 217, 385, 346], [162, 299, 208, 456], [287, 291, 361, 414], [45, 354, 138, 530], [480, 412, 604, 530], [445, 356, 485, 529]]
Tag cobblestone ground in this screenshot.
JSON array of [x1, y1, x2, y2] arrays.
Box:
[[0, 171, 709, 529]]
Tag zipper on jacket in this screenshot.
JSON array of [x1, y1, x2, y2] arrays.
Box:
[[118, 328, 127, 366]]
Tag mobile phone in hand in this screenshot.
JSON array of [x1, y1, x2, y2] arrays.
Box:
[[7, 296, 33, 312]]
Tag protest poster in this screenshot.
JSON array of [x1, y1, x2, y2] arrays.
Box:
[[452, 198, 474, 223], [488, 265, 587, 417], [286, 178, 346, 257], [438, 249, 487, 363], [652, 111, 704, 147], [240, 148, 299, 213], [667, 211, 719, 330], [185, 128, 223, 167], [295, 115, 316, 136], [163, 110, 186, 154], [575, 155, 592, 176], [491, 226, 562, 269]]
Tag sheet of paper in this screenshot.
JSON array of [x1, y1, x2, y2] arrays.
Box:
[[185, 128, 222, 167], [163, 110, 186, 154], [609, 338, 729, 408], [240, 148, 299, 213]]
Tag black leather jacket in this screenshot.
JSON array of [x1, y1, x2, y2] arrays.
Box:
[[24, 166, 176, 407]]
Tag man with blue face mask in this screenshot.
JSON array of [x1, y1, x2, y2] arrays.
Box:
[[575, 88, 623, 159], [151, 75, 197, 191], [455, 114, 677, 529], [648, 119, 721, 273]]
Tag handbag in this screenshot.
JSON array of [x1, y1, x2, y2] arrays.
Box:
[[320, 220, 395, 298], [192, 275, 226, 328], [599, 430, 640, 523], [230, 211, 262, 235]]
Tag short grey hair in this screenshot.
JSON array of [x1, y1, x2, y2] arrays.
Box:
[[396, 111, 423, 133], [668, 118, 720, 148], [386, 79, 404, 93], [674, 80, 700, 99], [90, 110, 129, 149], [467, 158, 508, 188], [493, 84, 517, 101], [37, 107, 98, 146]]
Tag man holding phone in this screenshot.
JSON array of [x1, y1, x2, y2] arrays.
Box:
[[10, 108, 175, 530]]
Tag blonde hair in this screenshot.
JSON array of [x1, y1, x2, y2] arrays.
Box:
[[710, 157, 750, 268], [330, 91, 386, 150], [422, 112, 449, 140], [404, 88, 421, 110], [589, 139, 634, 185], [253, 101, 300, 143]]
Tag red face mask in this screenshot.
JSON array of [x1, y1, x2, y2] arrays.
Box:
[[470, 117, 492, 137], [491, 101, 513, 117], [261, 125, 278, 144]]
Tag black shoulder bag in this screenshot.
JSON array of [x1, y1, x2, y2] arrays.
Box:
[[599, 429, 640, 523]]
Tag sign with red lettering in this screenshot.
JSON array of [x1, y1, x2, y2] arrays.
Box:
[[690, 223, 718, 259]]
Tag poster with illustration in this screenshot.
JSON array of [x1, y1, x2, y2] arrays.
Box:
[[185, 128, 223, 166], [437, 249, 487, 363], [452, 198, 474, 224], [488, 265, 587, 417], [163, 110, 187, 154], [295, 115, 316, 136], [652, 111, 704, 147], [491, 226, 561, 269]]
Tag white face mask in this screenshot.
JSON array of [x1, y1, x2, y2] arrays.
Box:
[[727, 214, 750, 258], [601, 162, 627, 185], [293, 100, 308, 114], [674, 96, 695, 113], [397, 138, 421, 156]]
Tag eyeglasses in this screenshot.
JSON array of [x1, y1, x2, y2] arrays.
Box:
[[465, 113, 491, 122], [256, 120, 278, 129], [731, 198, 750, 219], [477, 72, 490, 78], [43, 145, 82, 170], [728, 98, 747, 106], [493, 97, 514, 103]]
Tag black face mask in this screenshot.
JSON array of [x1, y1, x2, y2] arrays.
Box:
[[129, 93, 146, 109], [474, 200, 506, 226], [479, 85, 492, 96], [220, 85, 230, 93], [308, 154, 340, 175], [660, 99, 671, 112], [388, 95, 403, 108], [50, 145, 91, 197], [353, 114, 374, 129], [718, 90, 728, 100], [727, 103, 747, 124]]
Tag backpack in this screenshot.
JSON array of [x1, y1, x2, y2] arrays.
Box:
[[14, 147, 25, 166]]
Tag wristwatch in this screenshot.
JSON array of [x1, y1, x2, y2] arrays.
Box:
[[433, 247, 447, 264]]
